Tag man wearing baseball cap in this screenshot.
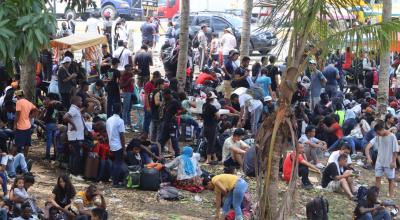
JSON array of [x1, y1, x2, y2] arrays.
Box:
[[58, 56, 77, 108], [14, 90, 38, 157]]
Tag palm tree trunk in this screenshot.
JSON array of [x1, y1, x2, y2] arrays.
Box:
[[20, 56, 37, 102], [240, 0, 253, 56], [377, 0, 392, 119], [176, 0, 190, 92]]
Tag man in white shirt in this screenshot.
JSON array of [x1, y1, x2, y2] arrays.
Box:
[[63, 96, 85, 175], [106, 103, 126, 186], [113, 40, 133, 71], [197, 24, 209, 69], [328, 143, 352, 174], [85, 13, 100, 34], [238, 93, 263, 135], [220, 28, 237, 62], [222, 128, 250, 167]]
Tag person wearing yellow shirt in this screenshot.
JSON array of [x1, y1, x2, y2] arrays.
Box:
[[207, 174, 248, 220]]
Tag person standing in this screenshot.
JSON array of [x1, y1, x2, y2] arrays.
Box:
[[255, 67, 272, 97], [232, 56, 251, 89], [202, 92, 220, 164], [222, 50, 239, 99], [309, 59, 327, 109], [220, 28, 237, 63], [165, 21, 176, 45], [102, 12, 113, 51], [198, 24, 209, 69], [106, 103, 126, 187], [105, 58, 121, 118], [149, 78, 165, 143], [42, 94, 63, 160], [63, 96, 85, 176], [158, 89, 181, 157], [67, 14, 76, 34], [140, 16, 156, 48], [85, 13, 100, 34], [266, 55, 280, 93], [13, 90, 37, 157], [112, 40, 133, 71], [365, 122, 399, 198], [120, 65, 135, 129], [58, 57, 77, 108], [143, 71, 161, 137], [133, 44, 153, 88], [323, 63, 340, 98], [209, 33, 220, 65]]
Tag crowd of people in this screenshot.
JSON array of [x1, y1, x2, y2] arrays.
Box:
[[2, 10, 400, 219]]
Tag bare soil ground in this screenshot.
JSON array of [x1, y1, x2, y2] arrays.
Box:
[[26, 132, 400, 220]]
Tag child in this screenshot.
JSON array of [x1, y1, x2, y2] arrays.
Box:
[[91, 207, 107, 220], [92, 121, 111, 182], [11, 176, 38, 214]]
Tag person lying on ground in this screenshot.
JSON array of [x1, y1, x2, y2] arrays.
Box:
[[299, 125, 327, 169], [222, 128, 250, 168], [206, 174, 248, 220], [365, 122, 399, 198], [354, 186, 391, 220], [321, 154, 356, 200], [166, 146, 202, 186], [283, 143, 321, 190], [74, 185, 106, 220], [49, 174, 76, 219]]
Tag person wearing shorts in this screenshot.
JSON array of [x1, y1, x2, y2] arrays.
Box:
[[321, 154, 355, 200], [13, 90, 37, 157], [365, 122, 399, 197]]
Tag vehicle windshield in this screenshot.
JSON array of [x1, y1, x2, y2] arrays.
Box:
[[229, 16, 243, 28], [158, 0, 167, 6]]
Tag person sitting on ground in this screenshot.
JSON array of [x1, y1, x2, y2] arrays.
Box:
[[49, 174, 76, 219], [206, 174, 248, 220], [89, 79, 107, 114], [365, 122, 399, 198], [126, 138, 158, 167], [76, 81, 102, 114], [263, 96, 277, 117], [299, 125, 327, 169], [283, 143, 321, 190], [1, 147, 30, 178], [353, 186, 391, 220], [322, 115, 344, 147], [321, 154, 356, 200], [10, 176, 38, 215], [13, 203, 35, 220], [166, 146, 203, 187], [327, 142, 353, 171], [314, 92, 333, 117], [178, 92, 201, 140], [195, 67, 217, 86], [222, 128, 250, 168], [91, 121, 112, 182], [91, 207, 107, 220], [74, 185, 106, 220]]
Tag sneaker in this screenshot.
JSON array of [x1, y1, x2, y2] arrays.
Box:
[[316, 163, 325, 169], [302, 184, 314, 190], [125, 125, 131, 130]]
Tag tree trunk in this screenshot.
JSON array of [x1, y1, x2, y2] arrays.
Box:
[[240, 0, 253, 56], [20, 56, 37, 102], [176, 0, 190, 92], [377, 0, 392, 119]]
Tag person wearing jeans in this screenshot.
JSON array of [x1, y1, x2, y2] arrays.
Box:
[[122, 91, 133, 128], [106, 103, 126, 186], [120, 65, 135, 129], [5, 153, 29, 177], [45, 123, 58, 159], [207, 174, 248, 220], [328, 136, 366, 155]]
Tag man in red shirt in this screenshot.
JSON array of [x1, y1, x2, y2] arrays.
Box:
[[283, 143, 320, 190], [120, 64, 135, 129], [143, 71, 161, 136], [195, 68, 217, 86]]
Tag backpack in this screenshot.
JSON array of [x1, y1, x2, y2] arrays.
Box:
[[246, 86, 264, 101], [356, 186, 368, 202], [139, 167, 161, 191], [157, 185, 183, 201], [192, 32, 200, 48], [126, 165, 141, 189], [306, 197, 329, 220]]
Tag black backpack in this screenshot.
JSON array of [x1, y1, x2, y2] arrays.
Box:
[[306, 197, 329, 220], [139, 167, 161, 191]]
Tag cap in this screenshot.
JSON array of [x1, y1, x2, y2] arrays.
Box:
[[61, 56, 72, 64], [264, 96, 272, 102], [225, 27, 233, 34], [207, 91, 217, 99], [14, 90, 23, 97], [309, 59, 317, 64], [233, 128, 245, 136]]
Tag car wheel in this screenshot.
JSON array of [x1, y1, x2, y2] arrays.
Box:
[[102, 5, 117, 20], [64, 9, 76, 20], [259, 50, 269, 55]]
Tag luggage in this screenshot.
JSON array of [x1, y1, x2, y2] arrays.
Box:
[[157, 185, 183, 201], [126, 171, 141, 189], [139, 167, 161, 191], [306, 197, 329, 220], [84, 152, 99, 179]]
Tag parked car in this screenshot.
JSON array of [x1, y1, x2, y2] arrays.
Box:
[[173, 11, 278, 55]]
